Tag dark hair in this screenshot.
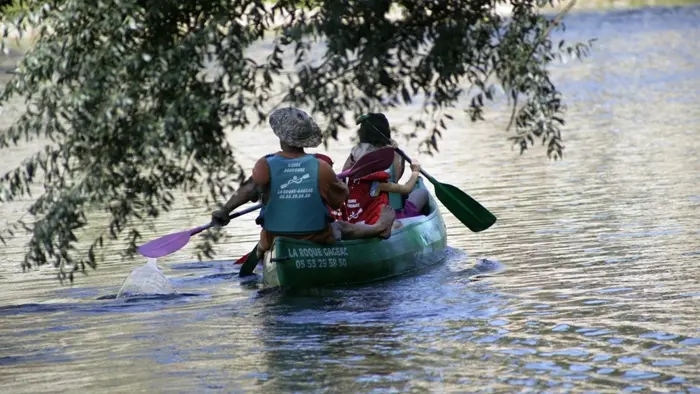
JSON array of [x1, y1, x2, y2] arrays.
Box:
[[357, 113, 390, 147]]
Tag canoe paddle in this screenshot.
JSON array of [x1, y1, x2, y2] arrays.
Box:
[[357, 114, 497, 233], [136, 147, 396, 259]]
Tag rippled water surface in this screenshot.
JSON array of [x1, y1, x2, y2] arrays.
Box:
[[2, 5, 700, 393]]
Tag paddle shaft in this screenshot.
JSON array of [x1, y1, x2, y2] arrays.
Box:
[[190, 203, 263, 236], [391, 146, 438, 183]]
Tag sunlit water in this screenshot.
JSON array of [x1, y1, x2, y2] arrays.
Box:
[[2, 5, 700, 393]]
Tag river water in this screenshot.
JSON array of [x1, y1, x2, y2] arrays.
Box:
[[1, 4, 700, 393]]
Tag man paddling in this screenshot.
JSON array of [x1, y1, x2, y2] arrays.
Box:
[[212, 107, 395, 260]]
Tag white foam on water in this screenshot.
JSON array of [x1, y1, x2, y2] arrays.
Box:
[[116, 258, 175, 298]]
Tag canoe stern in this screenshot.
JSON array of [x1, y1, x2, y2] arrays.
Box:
[[264, 207, 447, 288]]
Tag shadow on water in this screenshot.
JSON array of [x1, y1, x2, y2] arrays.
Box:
[[0, 263, 238, 316], [0, 293, 205, 316], [243, 251, 509, 392], [0, 248, 498, 317], [247, 247, 503, 298], [0, 247, 503, 392]]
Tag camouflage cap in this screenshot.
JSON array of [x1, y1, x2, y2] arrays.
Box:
[[269, 107, 322, 148]]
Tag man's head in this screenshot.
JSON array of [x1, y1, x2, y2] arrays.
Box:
[[269, 107, 322, 150]]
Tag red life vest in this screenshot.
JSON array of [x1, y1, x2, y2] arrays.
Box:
[[346, 171, 391, 224]]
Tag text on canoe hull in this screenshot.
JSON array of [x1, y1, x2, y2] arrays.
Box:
[[294, 258, 348, 269], [286, 247, 348, 258]]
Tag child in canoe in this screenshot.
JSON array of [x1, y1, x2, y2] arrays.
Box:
[[345, 159, 424, 225], [341, 113, 429, 225]]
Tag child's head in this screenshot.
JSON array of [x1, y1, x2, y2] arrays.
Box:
[[357, 113, 390, 146]]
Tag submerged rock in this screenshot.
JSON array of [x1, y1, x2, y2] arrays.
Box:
[[116, 258, 175, 298]]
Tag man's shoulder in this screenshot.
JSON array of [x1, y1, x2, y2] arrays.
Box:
[[259, 151, 282, 161]]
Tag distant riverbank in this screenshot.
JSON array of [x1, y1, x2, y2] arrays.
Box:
[[2, 0, 699, 50]]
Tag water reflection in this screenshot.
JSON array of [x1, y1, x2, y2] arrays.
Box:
[[1, 4, 700, 393], [253, 258, 510, 392]]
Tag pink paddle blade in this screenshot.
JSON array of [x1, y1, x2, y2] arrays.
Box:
[[135, 205, 261, 258], [342, 147, 394, 179], [137, 229, 196, 258]]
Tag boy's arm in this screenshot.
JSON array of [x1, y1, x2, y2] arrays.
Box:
[[377, 171, 420, 195]]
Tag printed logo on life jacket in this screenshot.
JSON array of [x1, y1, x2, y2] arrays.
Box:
[[283, 161, 305, 173], [347, 208, 362, 220], [280, 173, 310, 189], [346, 198, 360, 209]]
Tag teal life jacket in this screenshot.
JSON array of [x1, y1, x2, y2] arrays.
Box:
[[256, 154, 331, 233]]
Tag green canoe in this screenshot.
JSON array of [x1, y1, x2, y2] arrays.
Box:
[[261, 178, 448, 289]]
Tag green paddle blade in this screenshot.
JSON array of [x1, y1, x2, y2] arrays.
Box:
[[432, 180, 497, 233]]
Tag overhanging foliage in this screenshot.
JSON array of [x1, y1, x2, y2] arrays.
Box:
[[0, 0, 593, 282]]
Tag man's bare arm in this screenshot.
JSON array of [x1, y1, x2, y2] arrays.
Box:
[[222, 177, 262, 212]]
